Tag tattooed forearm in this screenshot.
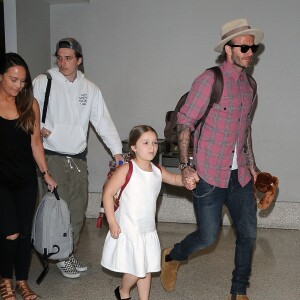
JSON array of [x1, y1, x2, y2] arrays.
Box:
[[244, 119, 260, 173], [177, 124, 191, 163]]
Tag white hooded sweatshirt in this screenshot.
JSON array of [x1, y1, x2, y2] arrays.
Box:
[[33, 67, 122, 156]]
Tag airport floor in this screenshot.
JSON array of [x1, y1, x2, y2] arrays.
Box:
[[23, 219, 299, 300]]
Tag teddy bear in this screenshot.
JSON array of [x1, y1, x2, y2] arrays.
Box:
[[254, 172, 279, 210]]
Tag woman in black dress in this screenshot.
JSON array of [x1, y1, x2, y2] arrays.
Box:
[[0, 53, 57, 300]]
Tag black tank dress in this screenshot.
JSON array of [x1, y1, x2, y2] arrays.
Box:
[[0, 116, 37, 188]]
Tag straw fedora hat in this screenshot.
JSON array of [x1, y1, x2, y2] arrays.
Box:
[[214, 18, 264, 53]]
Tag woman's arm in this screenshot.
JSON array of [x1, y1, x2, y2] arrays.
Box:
[[31, 99, 57, 191]]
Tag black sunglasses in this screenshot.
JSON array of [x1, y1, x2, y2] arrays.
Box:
[[230, 44, 259, 53]]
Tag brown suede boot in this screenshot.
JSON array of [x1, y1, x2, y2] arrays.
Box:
[[160, 247, 180, 292], [228, 295, 249, 300]]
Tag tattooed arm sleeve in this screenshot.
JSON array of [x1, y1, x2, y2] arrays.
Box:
[[177, 124, 191, 163], [244, 118, 260, 173]]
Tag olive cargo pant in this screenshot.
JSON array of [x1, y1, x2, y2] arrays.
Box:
[[39, 154, 88, 252]]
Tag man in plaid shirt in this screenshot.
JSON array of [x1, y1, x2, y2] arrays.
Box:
[[161, 19, 264, 300]]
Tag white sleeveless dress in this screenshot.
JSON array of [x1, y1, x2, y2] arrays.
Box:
[[101, 160, 162, 277]]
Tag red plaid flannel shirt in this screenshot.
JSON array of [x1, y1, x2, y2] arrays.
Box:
[[177, 61, 257, 188]]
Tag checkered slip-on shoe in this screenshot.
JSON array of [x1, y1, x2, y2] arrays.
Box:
[[56, 260, 80, 279], [68, 254, 88, 272]]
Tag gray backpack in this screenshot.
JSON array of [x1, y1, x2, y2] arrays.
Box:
[[32, 188, 73, 283]]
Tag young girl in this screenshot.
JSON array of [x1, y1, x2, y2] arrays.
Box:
[[101, 125, 197, 300]]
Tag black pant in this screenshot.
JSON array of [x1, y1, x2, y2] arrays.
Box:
[[0, 182, 37, 280]]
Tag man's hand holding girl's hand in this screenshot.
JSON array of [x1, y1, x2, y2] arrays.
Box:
[[182, 167, 200, 190]]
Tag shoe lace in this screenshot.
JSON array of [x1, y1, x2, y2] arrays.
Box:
[[69, 255, 84, 266]]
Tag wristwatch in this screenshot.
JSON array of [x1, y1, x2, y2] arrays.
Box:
[[179, 156, 195, 170], [178, 162, 190, 170]]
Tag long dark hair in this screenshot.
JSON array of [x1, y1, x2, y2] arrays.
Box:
[[128, 125, 158, 158], [0, 53, 35, 134]]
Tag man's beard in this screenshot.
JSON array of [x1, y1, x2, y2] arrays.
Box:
[[233, 56, 252, 69]]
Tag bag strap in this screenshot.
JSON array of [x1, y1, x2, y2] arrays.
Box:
[[246, 74, 257, 100], [53, 187, 60, 200], [114, 161, 161, 207], [114, 160, 133, 208], [194, 66, 223, 133], [155, 164, 162, 173], [41, 72, 52, 123], [207, 66, 223, 105], [208, 67, 256, 101], [118, 161, 161, 197], [193, 67, 256, 149], [192, 67, 256, 132], [174, 92, 189, 112]]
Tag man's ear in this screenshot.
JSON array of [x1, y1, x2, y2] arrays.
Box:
[[78, 57, 83, 66], [224, 44, 232, 56]]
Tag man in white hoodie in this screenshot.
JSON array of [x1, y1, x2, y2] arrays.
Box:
[[33, 38, 123, 279]]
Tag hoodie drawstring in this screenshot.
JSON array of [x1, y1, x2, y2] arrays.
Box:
[[66, 156, 81, 173]]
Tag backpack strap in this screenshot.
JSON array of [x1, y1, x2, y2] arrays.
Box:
[[194, 67, 255, 131], [207, 66, 223, 105], [114, 160, 133, 209], [246, 74, 257, 100], [155, 164, 162, 173], [194, 66, 223, 132], [174, 92, 189, 112], [185, 67, 256, 149], [208, 67, 257, 102], [41, 72, 52, 123]]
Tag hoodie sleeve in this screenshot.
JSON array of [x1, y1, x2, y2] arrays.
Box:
[[89, 87, 122, 156]]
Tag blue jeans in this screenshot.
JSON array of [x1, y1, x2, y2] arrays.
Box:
[[170, 170, 257, 295]]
